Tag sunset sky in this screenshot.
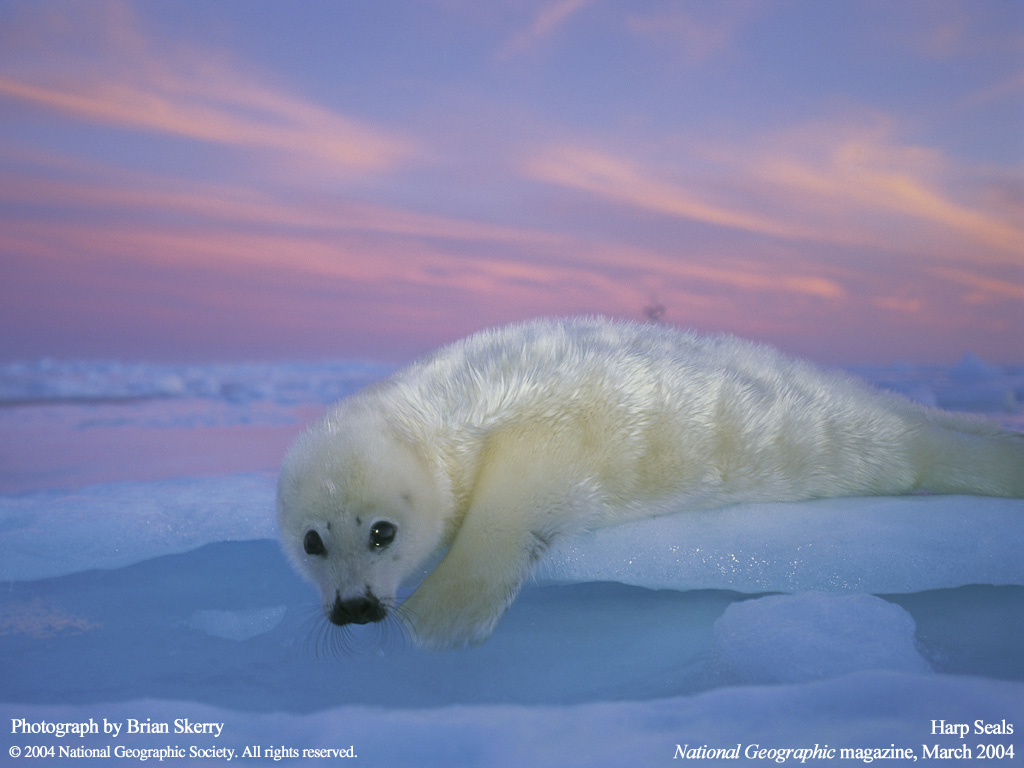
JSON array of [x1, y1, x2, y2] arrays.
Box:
[[1, 0, 1022, 364]]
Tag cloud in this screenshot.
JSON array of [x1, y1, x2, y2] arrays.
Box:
[[626, 2, 762, 64], [751, 124, 1024, 259], [2, 2, 1018, 363], [523, 117, 1024, 262], [0, 2, 417, 178], [933, 267, 1024, 304], [0, 162, 564, 249], [902, 3, 1021, 62], [574, 241, 847, 302], [497, 0, 596, 59], [966, 69, 1024, 108], [524, 145, 822, 241], [0, 148, 852, 353]]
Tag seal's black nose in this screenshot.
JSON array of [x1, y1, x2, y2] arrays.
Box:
[[328, 594, 386, 625]]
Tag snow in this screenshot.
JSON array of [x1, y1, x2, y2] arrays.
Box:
[[0, 474, 277, 581], [1, 356, 1022, 766], [4, 479, 1022, 593], [187, 606, 288, 642], [712, 593, 932, 683], [0, 358, 392, 406], [535, 495, 1024, 594], [1, 673, 1021, 767]]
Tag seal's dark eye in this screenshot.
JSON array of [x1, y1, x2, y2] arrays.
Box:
[[369, 521, 397, 550], [303, 530, 327, 556]]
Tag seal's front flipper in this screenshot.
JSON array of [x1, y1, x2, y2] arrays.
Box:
[[399, 513, 540, 649]]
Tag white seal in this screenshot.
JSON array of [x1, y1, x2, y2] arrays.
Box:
[[277, 317, 1023, 649]]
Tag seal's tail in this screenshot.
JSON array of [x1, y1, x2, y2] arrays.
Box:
[[912, 409, 1024, 498]]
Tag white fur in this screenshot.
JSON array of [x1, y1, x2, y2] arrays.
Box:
[[277, 317, 1024, 649]]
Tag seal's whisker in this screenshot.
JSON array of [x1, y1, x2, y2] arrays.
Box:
[[295, 597, 411, 658]]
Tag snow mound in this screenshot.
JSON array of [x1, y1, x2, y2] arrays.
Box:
[[534, 495, 1024, 594], [713, 593, 931, 684], [0, 473, 277, 581], [187, 606, 287, 640]]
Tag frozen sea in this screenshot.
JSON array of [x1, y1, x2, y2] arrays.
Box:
[[1, 354, 1022, 766]]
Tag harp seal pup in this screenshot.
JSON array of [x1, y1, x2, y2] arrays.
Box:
[[276, 316, 1024, 649]]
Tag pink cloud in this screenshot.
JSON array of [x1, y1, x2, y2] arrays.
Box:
[[1, 3, 1018, 365], [524, 145, 823, 242], [751, 126, 1024, 259], [0, 161, 566, 250], [524, 117, 1024, 263], [933, 268, 1024, 304], [0, 4, 417, 179], [626, 2, 764, 64], [497, 0, 596, 59]]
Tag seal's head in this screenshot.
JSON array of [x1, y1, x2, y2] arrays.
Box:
[[276, 403, 449, 629]]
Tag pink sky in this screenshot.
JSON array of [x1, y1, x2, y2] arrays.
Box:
[[1, 0, 1022, 364]]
